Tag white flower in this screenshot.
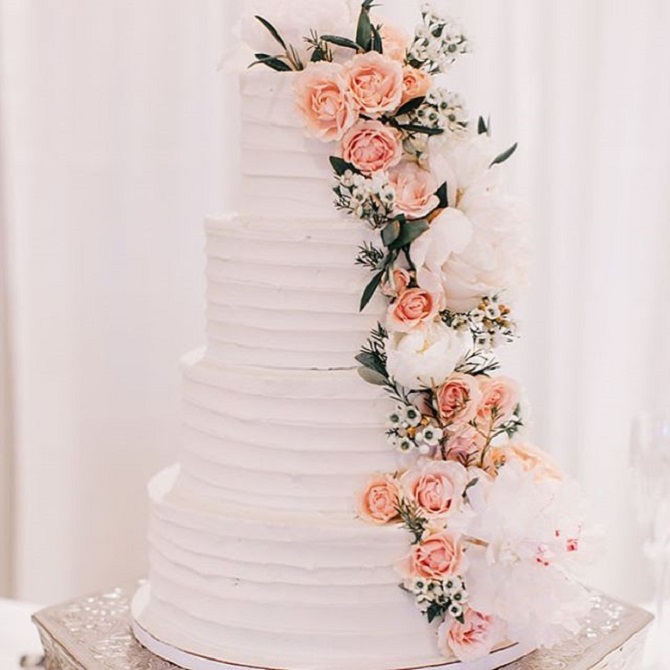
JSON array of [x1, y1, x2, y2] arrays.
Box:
[[398, 437, 415, 453], [405, 405, 423, 427], [239, 0, 357, 66], [451, 462, 592, 647], [417, 426, 444, 447], [386, 322, 471, 390], [411, 134, 530, 312]]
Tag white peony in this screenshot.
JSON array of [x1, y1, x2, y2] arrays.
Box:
[[386, 322, 471, 390], [413, 134, 530, 312], [452, 462, 592, 648], [239, 0, 358, 66]]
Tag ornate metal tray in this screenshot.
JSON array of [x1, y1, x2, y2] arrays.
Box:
[[32, 583, 653, 670]]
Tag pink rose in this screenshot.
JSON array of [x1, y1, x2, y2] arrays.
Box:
[[346, 52, 403, 118], [387, 287, 441, 332], [293, 62, 357, 142], [358, 474, 400, 525], [342, 120, 403, 175], [388, 161, 440, 220], [401, 530, 465, 580], [438, 609, 505, 663], [507, 441, 563, 481], [401, 461, 468, 518], [400, 66, 433, 106], [477, 376, 519, 427], [436, 373, 482, 427], [444, 424, 487, 466], [382, 267, 412, 298], [379, 23, 411, 62]]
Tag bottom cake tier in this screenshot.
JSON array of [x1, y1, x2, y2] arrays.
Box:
[[133, 466, 533, 670]]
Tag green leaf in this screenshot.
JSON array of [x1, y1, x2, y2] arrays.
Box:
[[436, 182, 449, 209], [389, 219, 430, 250], [478, 115, 490, 136], [395, 96, 426, 117], [330, 156, 358, 176], [396, 123, 445, 136], [357, 366, 388, 386], [381, 220, 401, 247], [355, 352, 387, 377], [490, 142, 518, 167], [360, 270, 384, 311], [356, 4, 373, 51], [255, 16, 287, 50], [371, 24, 383, 53], [250, 54, 292, 72], [321, 35, 361, 51]]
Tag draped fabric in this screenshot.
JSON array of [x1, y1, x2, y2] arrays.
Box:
[[0, 0, 668, 604]]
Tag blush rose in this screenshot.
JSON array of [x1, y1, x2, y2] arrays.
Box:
[[477, 376, 519, 427], [400, 65, 433, 106], [401, 461, 468, 518], [388, 161, 440, 220], [346, 51, 403, 118], [438, 609, 505, 663], [387, 287, 441, 333], [341, 120, 403, 175], [379, 23, 411, 62], [444, 424, 487, 466], [436, 373, 482, 427], [382, 267, 412, 298], [358, 474, 401, 525], [293, 62, 357, 142], [401, 530, 466, 580]]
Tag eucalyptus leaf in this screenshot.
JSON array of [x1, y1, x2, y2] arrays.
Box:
[[395, 96, 426, 117], [356, 4, 373, 50], [490, 142, 518, 167], [357, 366, 388, 387], [250, 54, 292, 72], [436, 182, 449, 209], [330, 156, 358, 176], [371, 23, 383, 53], [321, 35, 360, 51], [389, 219, 430, 250], [255, 16, 287, 50], [360, 270, 384, 311], [355, 352, 387, 377], [381, 220, 401, 247]]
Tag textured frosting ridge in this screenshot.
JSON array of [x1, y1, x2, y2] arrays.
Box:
[[205, 216, 385, 370], [240, 70, 337, 220]]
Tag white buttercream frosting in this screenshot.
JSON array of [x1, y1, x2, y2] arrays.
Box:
[[137, 466, 454, 670], [240, 70, 337, 220], [205, 215, 385, 370]]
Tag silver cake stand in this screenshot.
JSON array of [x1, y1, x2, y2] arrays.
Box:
[[32, 582, 653, 670]]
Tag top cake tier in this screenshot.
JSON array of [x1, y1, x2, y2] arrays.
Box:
[[240, 69, 336, 220]]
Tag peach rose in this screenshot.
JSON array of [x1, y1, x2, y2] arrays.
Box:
[[341, 120, 403, 175], [293, 62, 357, 142], [379, 22, 411, 62], [401, 461, 468, 518], [438, 609, 505, 663], [508, 441, 563, 481], [400, 66, 433, 106], [477, 376, 519, 427], [346, 51, 403, 118], [444, 424, 487, 466], [382, 267, 412, 298], [436, 373, 482, 427], [358, 474, 401, 525], [401, 530, 465, 580], [387, 287, 441, 333], [388, 161, 440, 220]]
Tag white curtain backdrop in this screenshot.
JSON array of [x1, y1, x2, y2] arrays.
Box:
[[0, 0, 669, 605]]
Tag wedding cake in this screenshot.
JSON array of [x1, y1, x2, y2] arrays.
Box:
[[132, 2, 592, 669]]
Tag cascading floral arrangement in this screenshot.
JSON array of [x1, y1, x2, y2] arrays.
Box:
[[249, 0, 592, 663]]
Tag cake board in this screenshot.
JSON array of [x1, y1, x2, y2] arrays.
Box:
[[32, 582, 653, 670]]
